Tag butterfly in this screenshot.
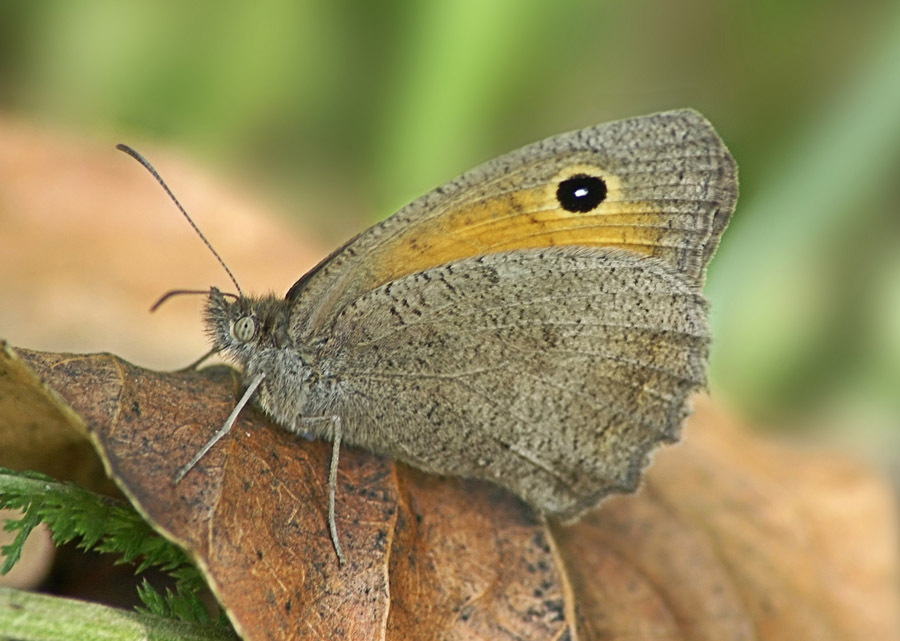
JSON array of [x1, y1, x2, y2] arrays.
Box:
[[120, 108, 737, 564]]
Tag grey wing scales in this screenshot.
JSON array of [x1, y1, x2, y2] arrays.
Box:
[[318, 247, 709, 518]]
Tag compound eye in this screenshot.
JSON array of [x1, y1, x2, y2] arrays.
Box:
[[233, 316, 256, 342]]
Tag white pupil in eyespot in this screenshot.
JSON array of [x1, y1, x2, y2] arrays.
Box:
[[234, 317, 255, 342], [573, 187, 588, 198]]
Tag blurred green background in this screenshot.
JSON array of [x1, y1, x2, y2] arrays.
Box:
[[1, 1, 898, 471]]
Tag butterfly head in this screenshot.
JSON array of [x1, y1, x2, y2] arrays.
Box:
[[205, 287, 292, 369]]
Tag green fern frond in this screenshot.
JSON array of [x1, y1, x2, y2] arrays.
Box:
[[136, 577, 216, 624], [0, 467, 221, 625]]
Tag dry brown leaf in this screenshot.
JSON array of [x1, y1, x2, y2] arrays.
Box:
[[0, 342, 110, 491], [3, 343, 898, 641]]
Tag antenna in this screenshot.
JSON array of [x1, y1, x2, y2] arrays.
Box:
[[116, 144, 244, 298], [150, 288, 239, 312]]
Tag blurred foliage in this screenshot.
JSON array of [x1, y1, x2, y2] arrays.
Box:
[[0, 1, 897, 465]]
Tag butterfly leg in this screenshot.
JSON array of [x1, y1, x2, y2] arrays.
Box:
[[328, 417, 345, 566], [175, 346, 219, 373], [298, 414, 345, 566], [173, 371, 266, 484]]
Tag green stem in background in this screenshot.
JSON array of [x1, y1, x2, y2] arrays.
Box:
[[707, 5, 900, 409], [0, 586, 236, 641], [372, 0, 554, 214]]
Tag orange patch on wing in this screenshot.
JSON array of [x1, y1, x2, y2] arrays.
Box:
[[371, 168, 670, 285]]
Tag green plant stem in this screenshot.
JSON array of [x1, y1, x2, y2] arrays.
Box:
[[0, 586, 236, 641]]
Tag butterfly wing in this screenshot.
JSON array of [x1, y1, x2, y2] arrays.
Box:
[[317, 247, 708, 517], [287, 109, 736, 341], [280, 108, 736, 517]]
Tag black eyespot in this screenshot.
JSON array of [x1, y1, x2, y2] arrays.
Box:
[[556, 174, 607, 212]]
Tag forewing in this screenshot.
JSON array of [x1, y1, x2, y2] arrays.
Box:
[[288, 110, 736, 341]]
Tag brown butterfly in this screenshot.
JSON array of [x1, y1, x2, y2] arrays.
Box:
[[120, 108, 737, 564]]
